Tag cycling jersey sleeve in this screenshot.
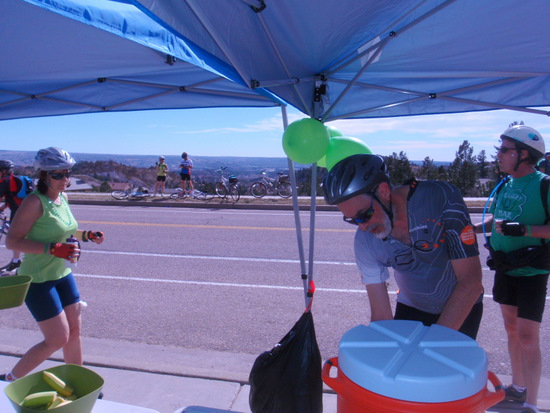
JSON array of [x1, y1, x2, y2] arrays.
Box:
[[437, 183, 479, 260]]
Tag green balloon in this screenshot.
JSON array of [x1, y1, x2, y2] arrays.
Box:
[[282, 118, 330, 164], [317, 155, 327, 168], [326, 125, 344, 138], [326, 136, 372, 171]]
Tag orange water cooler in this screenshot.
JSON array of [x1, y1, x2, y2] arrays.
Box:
[[322, 321, 504, 413]]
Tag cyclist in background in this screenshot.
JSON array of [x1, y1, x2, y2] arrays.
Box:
[[537, 151, 550, 174], [153, 156, 169, 197], [180, 152, 194, 194], [0, 160, 23, 275]]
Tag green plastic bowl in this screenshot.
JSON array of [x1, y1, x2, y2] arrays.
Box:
[[0, 275, 31, 310], [4, 364, 104, 413]]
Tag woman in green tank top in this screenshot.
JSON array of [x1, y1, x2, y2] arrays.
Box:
[[1, 148, 105, 383]]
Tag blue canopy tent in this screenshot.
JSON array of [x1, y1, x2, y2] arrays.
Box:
[[0, 0, 284, 121], [3, 3, 550, 409], [4, 0, 550, 312]]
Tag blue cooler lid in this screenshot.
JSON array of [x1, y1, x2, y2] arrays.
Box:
[[338, 320, 488, 403]]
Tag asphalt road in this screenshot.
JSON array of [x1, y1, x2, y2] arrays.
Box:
[[0, 204, 548, 380]]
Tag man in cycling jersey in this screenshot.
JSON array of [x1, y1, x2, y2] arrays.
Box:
[[0, 160, 23, 275], [180, 152, 194, 193], [323, 154, 483, 339]]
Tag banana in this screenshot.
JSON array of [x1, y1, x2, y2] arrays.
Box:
[[43, 370, 74, 397], [47, 397, 72, 409], [21, 390, 58, 407], [46, 397, 63, 409]]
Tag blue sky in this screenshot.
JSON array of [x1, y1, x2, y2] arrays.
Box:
[[1, 106, 549, 162]]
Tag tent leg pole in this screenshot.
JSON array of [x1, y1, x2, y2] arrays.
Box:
[[280, 106, 309, 307]]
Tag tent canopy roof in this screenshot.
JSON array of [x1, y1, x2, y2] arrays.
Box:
[[3, 0, 550, 123], [127, 0, 550, 121], [0, 0, 282, 121]]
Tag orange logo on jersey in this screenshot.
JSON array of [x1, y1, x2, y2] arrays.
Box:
[[460, 225, 476, 245]]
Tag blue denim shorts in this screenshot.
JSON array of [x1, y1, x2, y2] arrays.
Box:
[[24, 273, 81, 322]]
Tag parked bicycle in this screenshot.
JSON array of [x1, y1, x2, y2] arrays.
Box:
[[215, 166, 240, 202], [249, 171, 292, 198], [111, 184, 151, 200], [170, 188, 215, 201], [0, 212, 9, 242]]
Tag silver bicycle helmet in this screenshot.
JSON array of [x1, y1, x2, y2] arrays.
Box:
[[323, 154, 390, 205], [501, 124, 545, 159], [0, 160, 14, 171], [34, 147, 76, 171]]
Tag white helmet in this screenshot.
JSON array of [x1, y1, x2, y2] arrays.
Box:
[[501, 124, 545, 159], [34, 147, 76, 171]]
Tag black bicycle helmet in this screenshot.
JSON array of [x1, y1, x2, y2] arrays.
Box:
[[0, 160, 14, 171], [323, 154, 390, 205]]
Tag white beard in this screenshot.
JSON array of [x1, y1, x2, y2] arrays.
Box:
[[373, 209, 392, 240]]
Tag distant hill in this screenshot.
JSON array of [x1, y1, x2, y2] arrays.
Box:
[[0, 150, 449, 170], [0, 150, 292, 175]]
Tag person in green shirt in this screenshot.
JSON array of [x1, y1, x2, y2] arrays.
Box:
[[0, 147, 105, 383], [475, 124, 548, 413]]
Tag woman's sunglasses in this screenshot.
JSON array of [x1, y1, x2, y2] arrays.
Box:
[[49, 171, 72, 180], [494, 145, 515, 154], [343, 200, 375, 225]]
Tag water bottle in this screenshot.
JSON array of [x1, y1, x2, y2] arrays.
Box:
[[65, 234, 79, 269]]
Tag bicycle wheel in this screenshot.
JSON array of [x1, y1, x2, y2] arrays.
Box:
[[215, 182, 227, 198], [171, 191, 187, 199], [277, 182, 292, 198], [229, 184, 240, 202], [111, 190, 129, 200], [250, 182, 267, 198]]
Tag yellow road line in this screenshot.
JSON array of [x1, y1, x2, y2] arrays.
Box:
[[78, 220, 354, 232]]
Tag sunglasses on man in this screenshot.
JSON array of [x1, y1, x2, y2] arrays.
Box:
[[49, 171, 72, 180], [343, 199, 375, 225], [494, 145, 515, 154]]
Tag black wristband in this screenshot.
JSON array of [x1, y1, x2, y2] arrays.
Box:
[[82, 231, 89, 242]]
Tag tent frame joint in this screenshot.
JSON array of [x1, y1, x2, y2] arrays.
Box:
[[313, 81, 327, 103], [249, 0, 266, 13]]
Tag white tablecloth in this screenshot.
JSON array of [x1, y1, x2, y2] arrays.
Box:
[[0, 381, 159, 413]]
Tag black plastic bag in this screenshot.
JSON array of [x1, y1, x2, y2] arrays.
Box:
[[249, 310, 323, 413]]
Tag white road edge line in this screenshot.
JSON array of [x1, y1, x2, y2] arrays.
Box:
[[85, 249, 355, 266], [74, 273, 518, 300]]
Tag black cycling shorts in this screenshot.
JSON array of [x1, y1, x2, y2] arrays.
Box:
[[156, 176, 166, 182], [180, 173, 191, 181], [493, 271, 549, 323], [394, 300, 483, 340]]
